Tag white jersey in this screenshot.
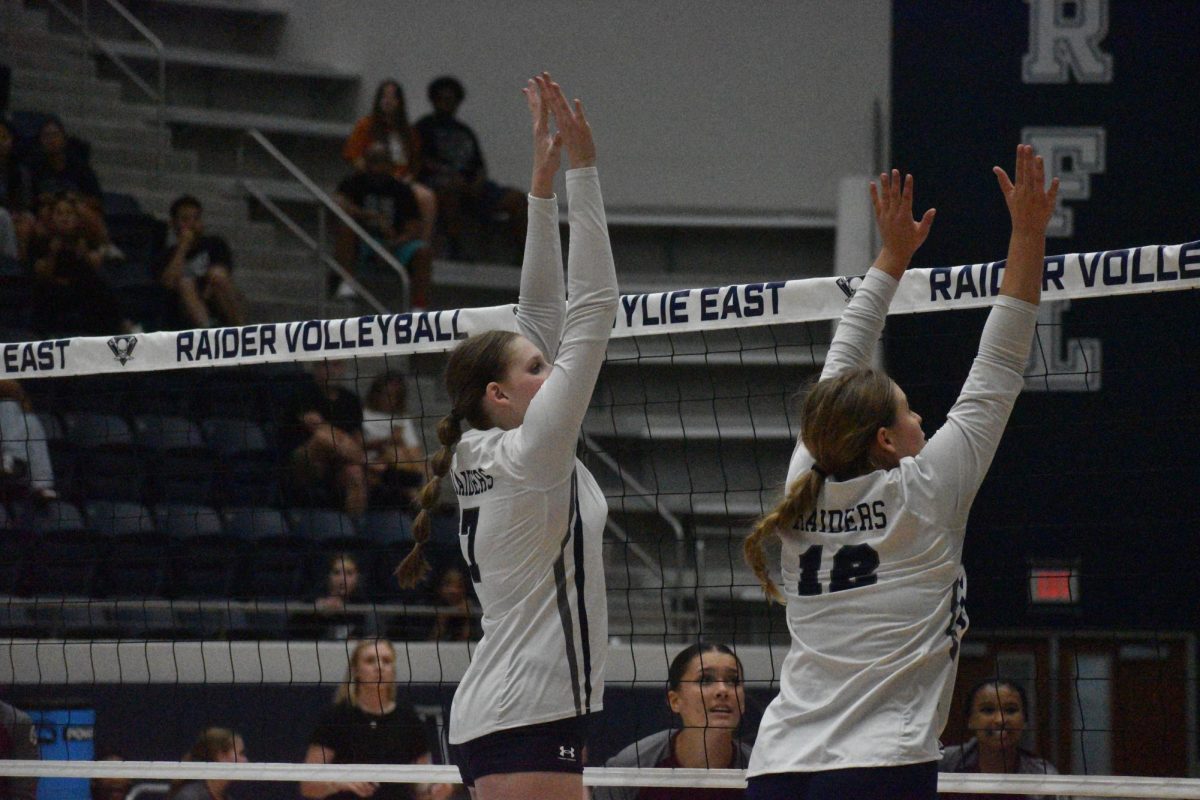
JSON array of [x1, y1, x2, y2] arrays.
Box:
[[448, 168, 618, 744], [748, 268, 1037, 775]]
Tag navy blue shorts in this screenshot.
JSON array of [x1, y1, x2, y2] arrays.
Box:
[[746, 761, 938, 800], [450, 716, 587, 788]]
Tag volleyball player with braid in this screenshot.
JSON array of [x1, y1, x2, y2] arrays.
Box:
[[394, 72, 617, 800], [743, 146, 1059, 800]]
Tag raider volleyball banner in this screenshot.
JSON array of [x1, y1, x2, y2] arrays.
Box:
[[2, 240, 1197, 378]]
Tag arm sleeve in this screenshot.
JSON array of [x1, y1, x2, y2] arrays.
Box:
[[515, 194, 565, 362], [912, 296, 1037, 523], [819, 267, 899, 380], [507, 167, 618, 482]]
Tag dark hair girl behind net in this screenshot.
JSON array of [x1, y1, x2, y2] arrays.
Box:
[[394, 330, 519, 587], [744, 368, 897, 602]]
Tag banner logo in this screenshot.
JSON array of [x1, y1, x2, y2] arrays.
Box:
[[107, 335, 138, 365]]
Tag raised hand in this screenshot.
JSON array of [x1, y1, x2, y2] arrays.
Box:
[[995, 144, 1060, 304], [869, 169, 936, 280], [541, 72, 595, 169], [993, 144, 1060, 236], [524, 73, 562, 198]]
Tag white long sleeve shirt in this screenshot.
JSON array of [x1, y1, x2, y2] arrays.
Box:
[[448, 168, 618, 744], [748, 268, 1038, 775]]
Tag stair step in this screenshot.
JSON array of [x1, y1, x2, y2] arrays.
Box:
[[90, 141, 198, 173], [0, 46, 96, 77], [8, 66, 124, 99], [97, 38, 358, 83], [158, 104, 351, 140], [10, 87, 158, 121]]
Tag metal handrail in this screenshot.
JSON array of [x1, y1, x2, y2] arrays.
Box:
[[42, 0, 167, 171], [243, 128, 411, 310], [240, 178, 388, 316], [4, 596, 476, 619]]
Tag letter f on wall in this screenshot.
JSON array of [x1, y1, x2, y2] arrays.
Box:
[[1021, 127, 1105, 239]]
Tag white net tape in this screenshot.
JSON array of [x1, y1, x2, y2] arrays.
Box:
[[3, 241, 1196, 375], [4, 760, 1200, 797]]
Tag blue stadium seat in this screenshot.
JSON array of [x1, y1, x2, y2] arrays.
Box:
[[134, 415, 207, 453], [289, 508, 359, 544], [202, 418, 270, 457], [28, 499, 87, 534], [154, 503, 224, 540], [35, 412, 65, 443], [85, 500, 156, 537], [358, 508, 414, 545], [213, 450, 281, 507], [0, 538, 24, 595], [64, 412, 134, 448], [222, 506, 289, 542], [101, 193, 143, 217], [76, 449, 148, 503]]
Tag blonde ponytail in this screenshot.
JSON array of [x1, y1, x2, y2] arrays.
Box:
[[395, 412, 463, 588], [744, 468, 825, 603]]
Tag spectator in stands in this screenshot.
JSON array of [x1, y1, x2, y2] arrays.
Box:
[[316, 551, 368, 612], [415, 76, 527, 260], [168, 728, 247, 800], [0, 379, 57, 503], [279, 359, 370, 517], [89, 753, 131, 800], [0, 698, 39, 800], [362, 373, 426, 511], [301, 639, 441, 800], [427, 564, 476, 642], [595, 642, 752, 800], [0, 119, 34, 262], [343, 79, 437, 244], [334, 143, 434, 310], [29, 119, 102, 212], [939, 680, 1068, 800], [156, 195, 244, 328], [27, 192, 133, 336]]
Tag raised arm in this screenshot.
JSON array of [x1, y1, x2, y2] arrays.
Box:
[[513, 75, 617, 480], [916, 144, 1059, 521], [516, 73, 566, 362], [821, 170, 935, 380]]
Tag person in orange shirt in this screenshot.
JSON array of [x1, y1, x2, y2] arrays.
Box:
[[343, 79, 437, 244]]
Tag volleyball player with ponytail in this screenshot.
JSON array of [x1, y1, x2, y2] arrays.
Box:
[[744, 146, 1059, 800], [395, 72, 617, 799]]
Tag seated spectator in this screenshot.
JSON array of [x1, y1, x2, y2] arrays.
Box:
[[595, 643, 752, 800], [90, 753, 131, 800], [168, 728, 247, 800], [362, 373, 426, 511], [0, 119, 34, 261], [334, 144, 433, 309], [427, 564, 476, 642], [301, 639, 444, 800], [28, 192, 133, 336], [0, 379, 57, 503], [415, 76, 527, 261], [29, 119, 102, 214], [939, 679, 1069, 800], [343, 80, 437, 244], [0, 698, 39, 800], [155, 195, 244, 328], [279, 359, 370, 517]]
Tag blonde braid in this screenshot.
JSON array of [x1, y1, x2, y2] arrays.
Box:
[[395, 411, 463, 588], [744, 469, 825, 604]]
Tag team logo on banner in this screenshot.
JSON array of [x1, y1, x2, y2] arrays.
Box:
[[836, 275, 864, 301], [107, 335, 138, 365]]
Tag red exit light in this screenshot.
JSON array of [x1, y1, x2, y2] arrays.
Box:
[[1029, 567, 1078, 604]]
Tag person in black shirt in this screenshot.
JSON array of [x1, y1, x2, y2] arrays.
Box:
[[414, 76, 527, 261], [280, 359, 371, 517], [29, 120, 102, 207], [156, 195, 244, 328], [301, 639, 445, 800], [334, 144, 434, 309]]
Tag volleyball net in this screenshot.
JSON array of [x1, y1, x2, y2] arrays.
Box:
[[1, 240, 1198, 796]]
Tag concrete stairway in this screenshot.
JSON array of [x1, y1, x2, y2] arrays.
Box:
[[2, 0, 357, 322]]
